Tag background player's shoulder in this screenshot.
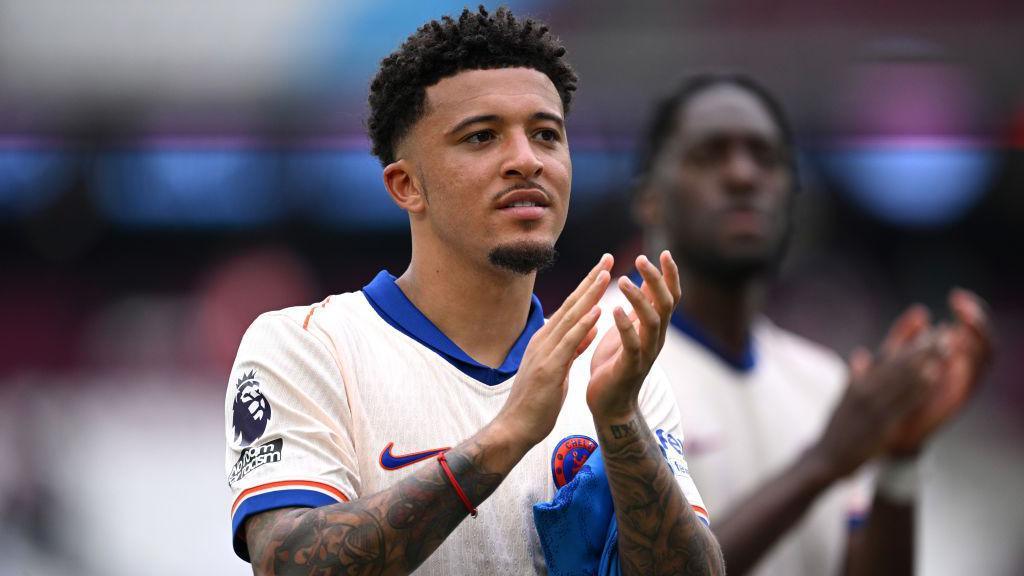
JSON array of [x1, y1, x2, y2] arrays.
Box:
[[754, 317, 849, 409], [755, 316, 847, 375]]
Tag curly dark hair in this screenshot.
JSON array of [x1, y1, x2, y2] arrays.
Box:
[[367, 5, 578, 166], [635, 73, 798, 193]]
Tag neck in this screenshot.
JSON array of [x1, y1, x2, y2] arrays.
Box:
[[395, 242, 537, 369], [677, 266, 766, 360], [646, 233, 766, 357]]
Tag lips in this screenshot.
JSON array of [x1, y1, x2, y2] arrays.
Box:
[[496, 188, 551, 221], [496, 189, 551, 209], [720, 207, 769, 236]]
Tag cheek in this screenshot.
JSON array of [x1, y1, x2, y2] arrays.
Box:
[[548, 150, 571, 180], [544, 150, 572, 205], [421, 158, 476, 209], [765, 175, 794, 222], [665, 176, 711, 223]]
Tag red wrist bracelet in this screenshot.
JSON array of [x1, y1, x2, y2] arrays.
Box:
[[437, 451, 478, 518]]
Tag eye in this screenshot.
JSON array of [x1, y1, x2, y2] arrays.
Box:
[[464, 130, 496, 145], [534, 128, 561, 143], [750, 141, 787, 168], [686, 140, 728, 167]]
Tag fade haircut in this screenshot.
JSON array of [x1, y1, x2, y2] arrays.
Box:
[[367, 5, 578, 166], [635, 72, 799, 193]]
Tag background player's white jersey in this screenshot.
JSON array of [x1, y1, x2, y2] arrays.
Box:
[[601, 287, 868, 576], [225, 270, 706, 575]]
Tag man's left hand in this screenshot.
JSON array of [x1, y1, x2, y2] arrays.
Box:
[[587, 251, 682, 421], [886, 288, 995, 456]]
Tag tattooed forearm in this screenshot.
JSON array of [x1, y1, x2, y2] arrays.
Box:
[[610, 419, 640, 439], [597, 415, 725, 576], [244, 439, 504, 576]]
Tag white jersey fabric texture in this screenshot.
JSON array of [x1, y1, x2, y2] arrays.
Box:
[[600, 285, 869, 576], [225, 270, 707, 574]]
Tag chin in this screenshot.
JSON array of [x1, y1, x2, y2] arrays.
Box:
[[488, 241, 559, 275]]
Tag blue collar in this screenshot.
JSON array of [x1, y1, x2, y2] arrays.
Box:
[[627, 270, 757, 372], [669, 309, 757, 372], [361, 270, 546, 385]]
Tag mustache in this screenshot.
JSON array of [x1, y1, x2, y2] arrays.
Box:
[[720, 202, 769, 214], [493, 181, 553, 202]]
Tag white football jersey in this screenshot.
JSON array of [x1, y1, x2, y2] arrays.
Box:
[[600, 286, 869, 576], [225, 270, 707, 574]]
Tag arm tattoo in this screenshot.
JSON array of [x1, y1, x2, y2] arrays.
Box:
[[598, 415, 725, 576], [245, 440, 503, 575], [610, 420, 639, 439]]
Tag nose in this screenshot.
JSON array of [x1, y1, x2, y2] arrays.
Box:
[[722, 148, 759, 193], [502, 133, 544, 180]]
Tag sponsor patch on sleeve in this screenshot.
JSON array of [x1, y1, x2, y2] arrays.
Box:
[[229, 438, 284, 486]]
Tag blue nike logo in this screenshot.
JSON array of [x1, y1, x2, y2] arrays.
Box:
[[379, 442, 450, 470]]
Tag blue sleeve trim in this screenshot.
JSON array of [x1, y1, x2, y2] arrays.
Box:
[[231, 489, 341, 562], [847, 511, 869, 531]]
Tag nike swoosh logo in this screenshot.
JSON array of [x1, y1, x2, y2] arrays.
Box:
[[379, 442, 450, 470]]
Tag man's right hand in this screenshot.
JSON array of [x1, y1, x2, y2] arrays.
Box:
[[807, 306, 949, 482], [491, 254, 613, 449]]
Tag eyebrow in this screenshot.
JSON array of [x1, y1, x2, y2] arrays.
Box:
[[683, 130, 784, 149], [446, 111, 565, 137], [532, 111, 565, 128]]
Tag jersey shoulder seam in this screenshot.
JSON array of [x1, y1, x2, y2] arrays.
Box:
[[260, 306, 347, 382]]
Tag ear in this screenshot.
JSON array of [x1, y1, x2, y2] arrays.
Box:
[[382, 159, 427, 214]]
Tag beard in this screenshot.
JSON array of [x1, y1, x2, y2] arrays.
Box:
[[488, 241, 558, 275], [682, 246, 782, 284], [676, 222, 792, 286]]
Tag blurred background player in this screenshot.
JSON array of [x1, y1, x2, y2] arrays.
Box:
[[226, 8, 721, 575], [624, 73, 994, 576]]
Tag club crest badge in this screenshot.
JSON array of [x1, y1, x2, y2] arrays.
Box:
[[551, 434, 598, 489], [232, 370, 272, 447]]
